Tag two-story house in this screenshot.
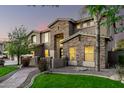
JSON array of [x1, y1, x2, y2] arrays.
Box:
[[28, 16, 123, 69], [48, 17, 110, 68], [0, 42, 4, 55]]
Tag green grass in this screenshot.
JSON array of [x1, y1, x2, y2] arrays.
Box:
[[31, 73, 124, 88], [0, 65, 18, 77]]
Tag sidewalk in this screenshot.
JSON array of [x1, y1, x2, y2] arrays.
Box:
[[0, 67, 38, 88]]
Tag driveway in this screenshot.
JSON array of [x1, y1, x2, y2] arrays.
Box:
[[0, 67, 38, 88]]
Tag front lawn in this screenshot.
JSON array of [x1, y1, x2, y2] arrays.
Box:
[[0, 66, 18, 77], [31, 73, 124, 88]]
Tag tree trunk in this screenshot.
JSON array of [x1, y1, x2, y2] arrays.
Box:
[[17, 48, 20, 65], [95, 17, 101, 71], [17, 54, 20, 65]]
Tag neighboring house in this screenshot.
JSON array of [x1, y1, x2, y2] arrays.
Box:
[[0, 42, 4, 55]]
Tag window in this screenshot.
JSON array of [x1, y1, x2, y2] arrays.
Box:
[[60, 48, 63, 58], [90, 21, 94, 26], [84, 46, 94, 62], [77, 24, 81, 29], [87, 22, 90, 27], [31, 35, 36, 43], [45, 33, 49, 43], [83, 23, 87, 28], [59, 39, 64, 47], [31, 51, 35, 57], [58, 26, 59, 30], [69, 47, 76, 61], [45, 49, 49, 57]]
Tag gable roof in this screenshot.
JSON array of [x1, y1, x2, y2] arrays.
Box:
[[76, 16, 93, 23], [27, 30, 40, 37], [48, 18, 75, 27]]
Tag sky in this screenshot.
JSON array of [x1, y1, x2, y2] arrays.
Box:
[[0, 5, 83, 40]]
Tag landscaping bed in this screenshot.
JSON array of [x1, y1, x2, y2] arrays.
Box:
[[0, 65, 18, 77], [31, 73, 124, 88]]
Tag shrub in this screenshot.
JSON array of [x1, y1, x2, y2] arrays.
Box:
[[37, 57, 47, 72]]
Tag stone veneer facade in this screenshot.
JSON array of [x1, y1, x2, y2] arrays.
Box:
[[49, 18, 108, 68], [50, 20, 75, 58], [28, 18, 109, 68], [63, 35, 107, 68]]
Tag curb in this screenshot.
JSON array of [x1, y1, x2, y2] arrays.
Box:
[[18, 69, 40, 88], [24, 71, 49, 88]]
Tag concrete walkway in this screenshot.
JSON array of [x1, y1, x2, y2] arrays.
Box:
[[52, 66, 116, 77], [0, 67, 38, 88]]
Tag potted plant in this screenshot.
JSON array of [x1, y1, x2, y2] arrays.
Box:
[[37, 57, 47, 72], [21, 56, 31, 67]]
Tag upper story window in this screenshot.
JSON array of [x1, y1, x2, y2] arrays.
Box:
[[83, 23, 87, 28], [44, 33, 49, 43], [90, 21, 94, 26], [87, 22, 90, 27], [31, 35, 36, 43], [76, 24, 81, 29], [58, 26, 60, 30]]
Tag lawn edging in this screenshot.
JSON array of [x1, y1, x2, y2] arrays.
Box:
[[18, 70, 41, 88], [0, 69, 19, 83]]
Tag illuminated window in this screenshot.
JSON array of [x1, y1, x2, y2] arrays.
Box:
[[59, 39, 64, 47], [45, 49, 49, 57], [69, 47, 76, 61], [60, 48, 63, 58], [31, 35, 36, 43], [84, 46, 94, 62], [77, 24, 81, 29], [31, 51, 35, 57], [45, 33, 49, 43]]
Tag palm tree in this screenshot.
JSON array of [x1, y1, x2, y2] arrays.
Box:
[[83, 5, 123, 71]]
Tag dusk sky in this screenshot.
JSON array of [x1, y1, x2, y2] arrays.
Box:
[[0, 5, 83, 40]]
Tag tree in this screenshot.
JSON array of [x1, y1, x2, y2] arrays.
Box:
[[83, 5, 123, 71], [6, 25, 31, 65]]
